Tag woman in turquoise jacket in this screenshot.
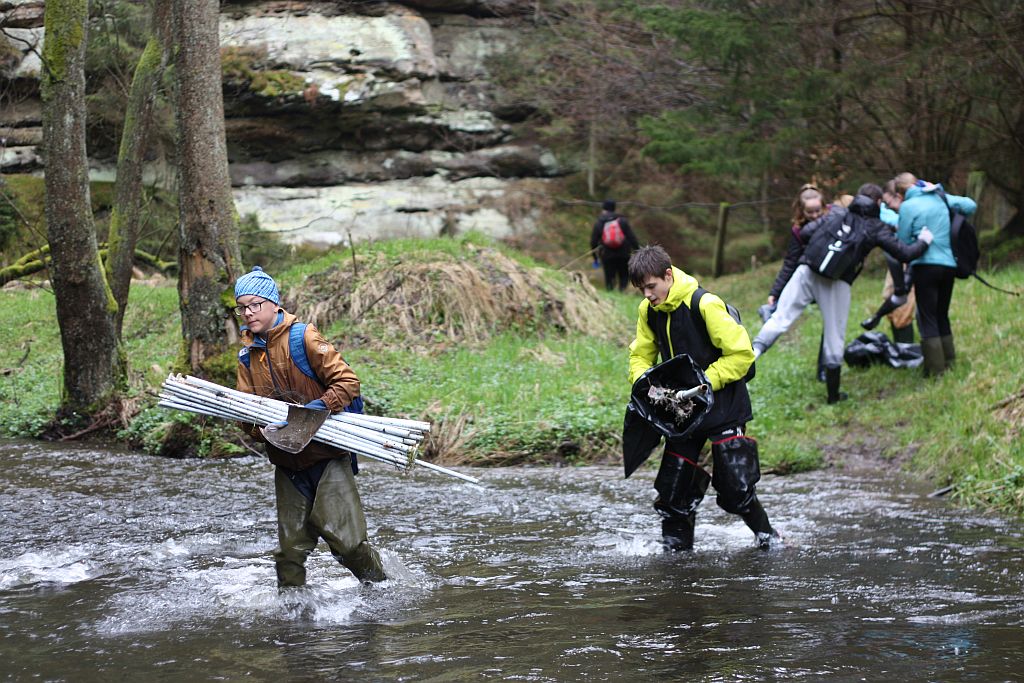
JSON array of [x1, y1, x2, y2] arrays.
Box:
[[894, 172, 977, 375]]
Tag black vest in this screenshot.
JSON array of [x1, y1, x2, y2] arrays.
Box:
[[646, 289, 753, 437]]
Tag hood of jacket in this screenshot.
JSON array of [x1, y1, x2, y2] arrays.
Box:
[[904, 182, 944, 202], [848, 194, 880, 218], [651, 266, 698, 313]]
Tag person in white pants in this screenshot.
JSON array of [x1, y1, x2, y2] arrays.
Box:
[[752, 184, 932, 404]]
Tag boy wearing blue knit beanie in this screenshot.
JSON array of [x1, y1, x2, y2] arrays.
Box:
[[234, 266, 386, 587]]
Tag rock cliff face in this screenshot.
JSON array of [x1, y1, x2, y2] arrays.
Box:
[[0, 0, 559, 246]]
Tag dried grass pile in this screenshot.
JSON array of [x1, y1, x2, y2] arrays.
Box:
[[284, 245, 624, 352]]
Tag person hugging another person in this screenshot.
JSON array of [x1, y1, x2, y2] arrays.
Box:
[[751, 184, 933, 404], [891, 173, 977, 376], [859, 179, 917, 343], [763, 184, 840, 382]]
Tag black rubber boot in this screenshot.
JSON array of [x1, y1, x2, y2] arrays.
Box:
[[940, 334, 955, 369], [892, 323, 915, 344], [825, 366, 848, 404], [740, 500, 780, 550], [921, 337, 946, 377], [661, 514, 697, 552], [861, 294, 907, 330]]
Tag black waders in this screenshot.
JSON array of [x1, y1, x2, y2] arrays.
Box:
[[654, 453, 711, 551]]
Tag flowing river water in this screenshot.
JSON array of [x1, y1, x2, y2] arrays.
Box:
[[1, 439, 1022, 681]]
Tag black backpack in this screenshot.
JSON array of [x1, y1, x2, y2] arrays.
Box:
[[936, 189, 980, 279], [802, 210, 870, 280], [937, 189, 1018, 295], [689, 287, 756, 383]]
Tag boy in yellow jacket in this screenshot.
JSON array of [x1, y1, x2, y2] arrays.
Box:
[[628, 246, 779, 550]]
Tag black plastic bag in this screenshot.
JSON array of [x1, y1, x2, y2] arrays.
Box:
[[622, 354, 713, 478], [844, 331, 923, 369]]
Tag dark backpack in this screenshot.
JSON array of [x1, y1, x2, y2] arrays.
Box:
[[936, 189, 980, 280], [601, 218, 626, 249], [802, 211, 870, 280], [936, 190, 1018, 295], [644, 287, 756, 383]]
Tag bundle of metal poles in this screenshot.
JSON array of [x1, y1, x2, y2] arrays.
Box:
[[158, 374, 481, 485]]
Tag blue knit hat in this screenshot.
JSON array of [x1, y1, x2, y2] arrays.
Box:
[[234, 266, 280, 304]]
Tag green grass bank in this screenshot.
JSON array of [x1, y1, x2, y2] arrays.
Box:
[[1, 235, 1022, 515]]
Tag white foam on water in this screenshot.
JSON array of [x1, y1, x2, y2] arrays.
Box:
[[93, 547, 426, 634], [0, 547, 98, 589], [607, 532, 663, 557]]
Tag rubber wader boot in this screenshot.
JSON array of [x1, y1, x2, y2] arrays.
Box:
[[921, 337, 946, 377], [661, 514, 697, 552], [940, 334, 955, 369], [740, 499, 779, 550], [892, 323, 915, 344], [861, 294, 907, 331], [825, 366, 848, 404]]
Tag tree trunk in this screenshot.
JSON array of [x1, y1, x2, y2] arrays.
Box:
[[172, 0, 242, 374], [41, 0, 124, 411], [106, 1, 172, 337], [587, 121, 596, 198]]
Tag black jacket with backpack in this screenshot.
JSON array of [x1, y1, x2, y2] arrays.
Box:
[[769, 223, 810, 300], [798, 195, 929, 285], [591, 211, 640, 260]]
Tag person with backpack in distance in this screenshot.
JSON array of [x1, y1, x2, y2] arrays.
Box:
[[892, 172, 977, 376], [234, 266, 386, 589], [627, 245, 781, 551], [591, 199, 640, 291], [752, 184, 933, 403]]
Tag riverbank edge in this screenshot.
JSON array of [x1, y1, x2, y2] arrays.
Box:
[[1, 239, 1022, 515]]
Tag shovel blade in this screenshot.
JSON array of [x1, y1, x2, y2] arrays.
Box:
[[261, 404, 330, 454]]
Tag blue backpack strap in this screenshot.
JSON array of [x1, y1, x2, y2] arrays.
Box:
[[289, 322, 318, 382], [238, 346, 251, 369], [290, 322, 365, 473], [289, 323, 365, 410]]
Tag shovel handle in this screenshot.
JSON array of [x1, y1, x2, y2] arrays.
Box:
[[674, 384, 709, 400]]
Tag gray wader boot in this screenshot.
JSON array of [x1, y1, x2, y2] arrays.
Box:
[[274, 459, 385, 587], [825, 366, 848, 404], [940, 334, 955, 369], [921, 337, 946, 377]]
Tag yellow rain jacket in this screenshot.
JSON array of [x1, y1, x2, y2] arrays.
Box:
[[629, 267, 754, 432]]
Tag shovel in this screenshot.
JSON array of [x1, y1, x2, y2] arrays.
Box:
[[260, 404, 331, 454]]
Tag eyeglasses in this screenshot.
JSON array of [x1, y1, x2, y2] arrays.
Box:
[[233, 300, 266, 316]]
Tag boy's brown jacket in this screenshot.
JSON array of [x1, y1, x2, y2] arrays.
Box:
[[236, 309, 360, 470]]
